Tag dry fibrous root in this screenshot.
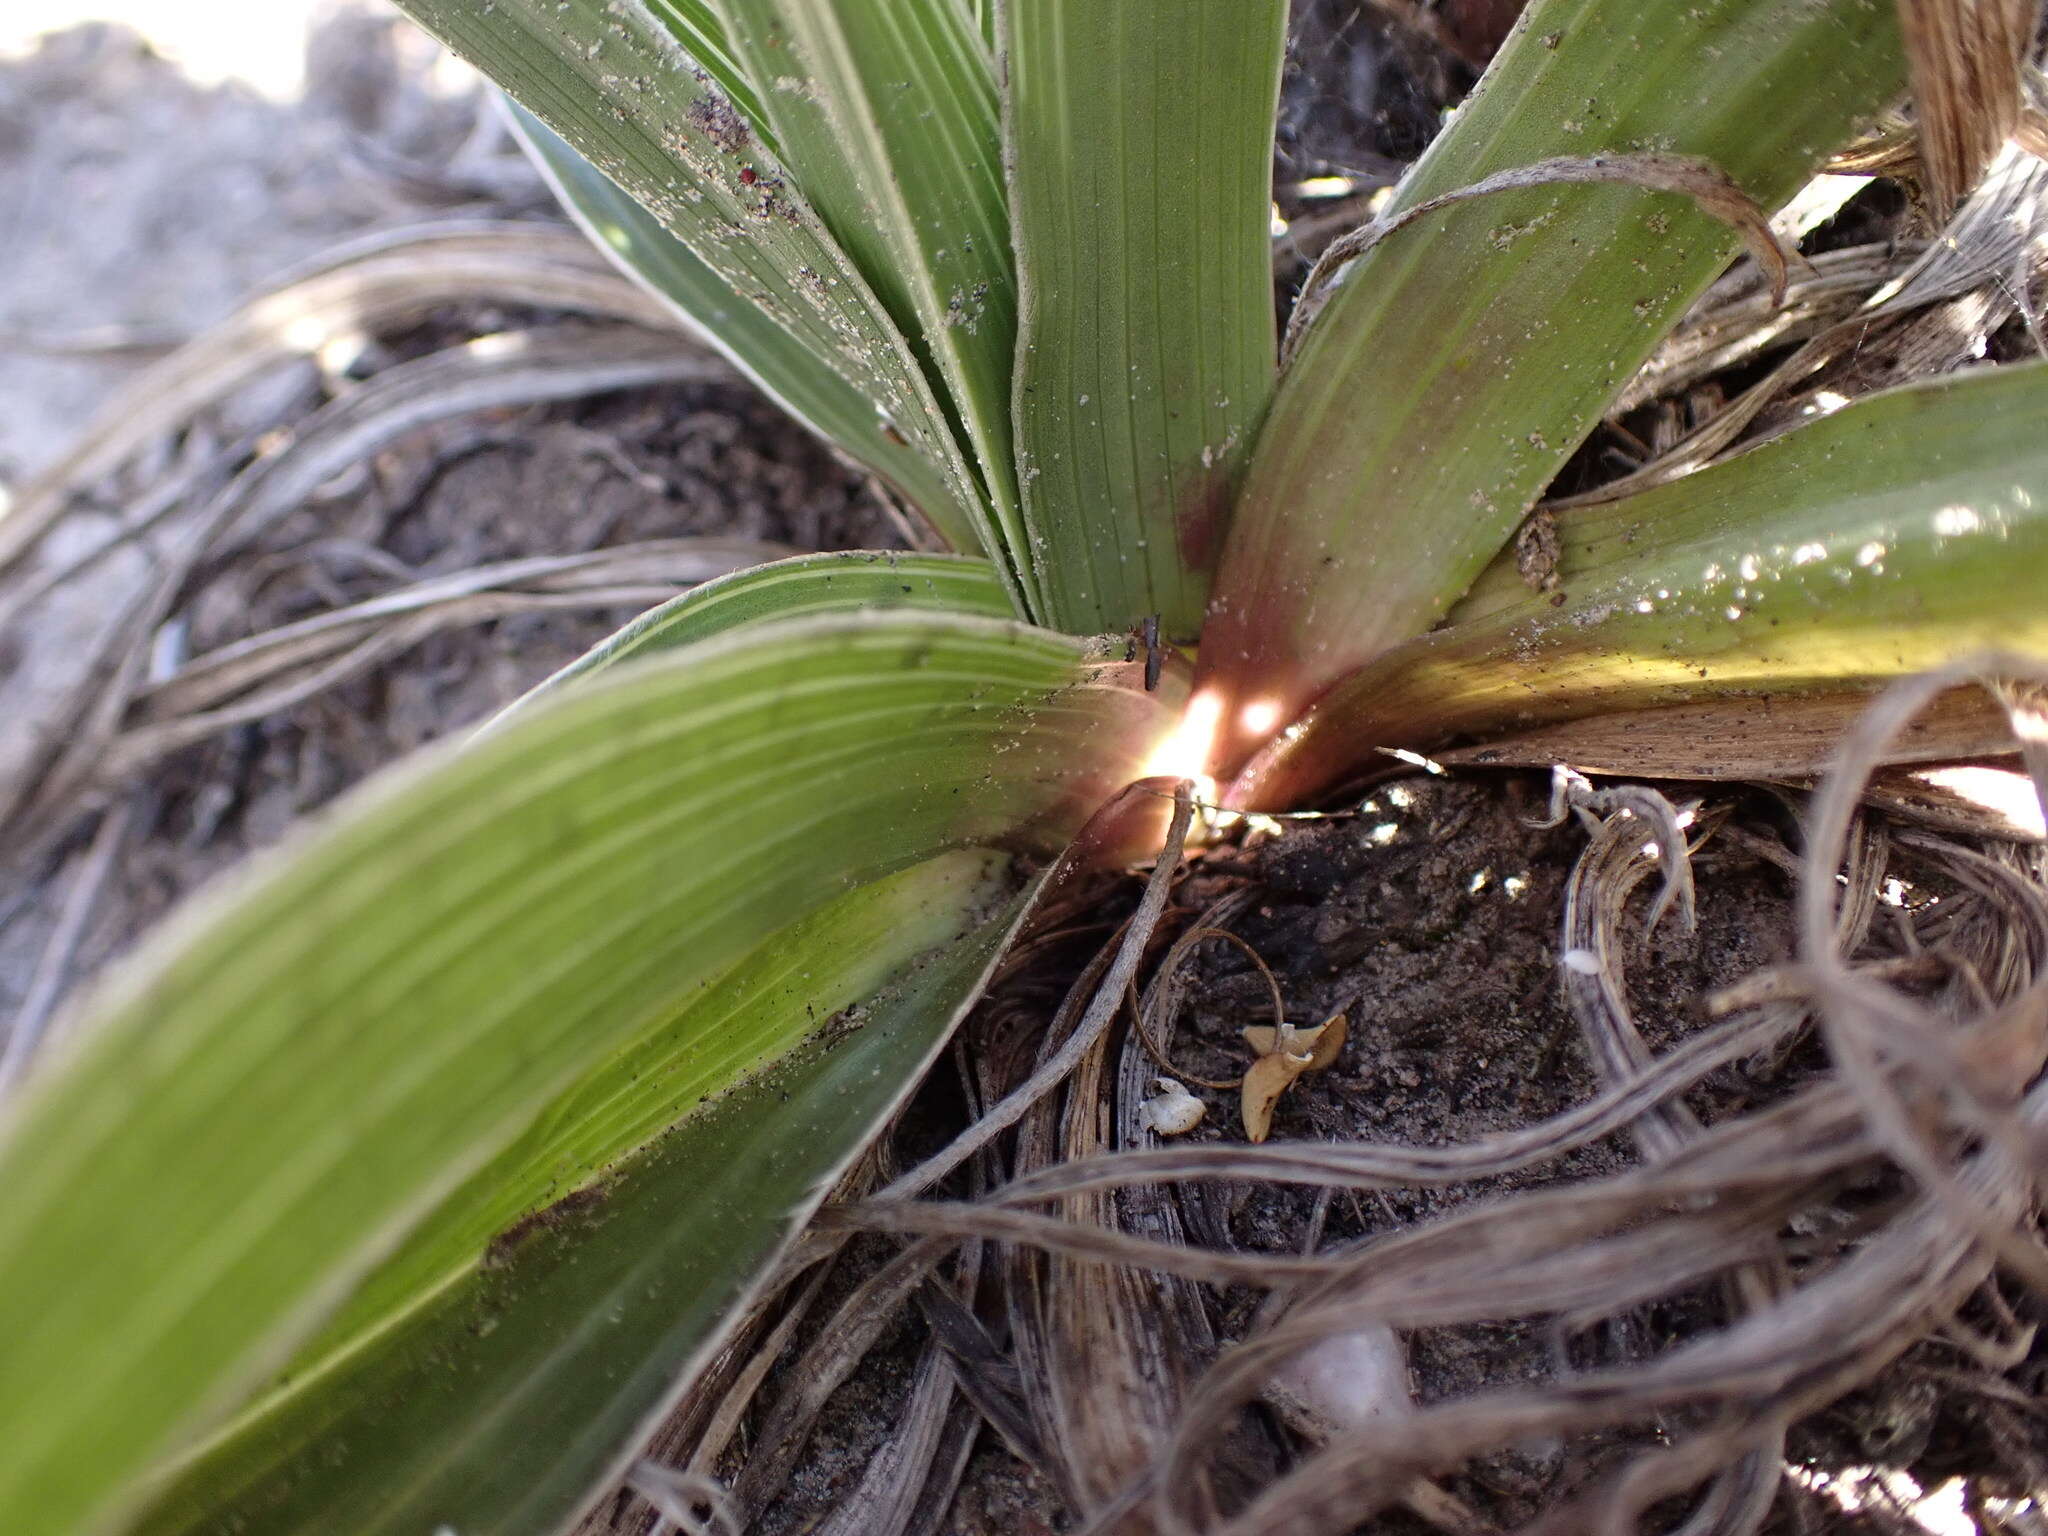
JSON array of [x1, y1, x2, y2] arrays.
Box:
[[825, 660, 2048, 1536], [625, 1460, 742, 1536], [0, 224, 808, 1071], [0, 225, 710, 838], [1557, 138, 2048, 510], [594, 789, 1203, 1534]]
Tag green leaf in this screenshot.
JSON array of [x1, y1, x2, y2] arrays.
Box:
[[0, 612, 1169, 1536], [394, 0, 1006, 586], [509, 105, 987, 555], [713, 0, 1036, 612], [1003, 0, 1287, 640], [1230, 363, 2048, 806], [1200, 0, 1906, 772], [967, 0, 996, 50], [517, 549, 1013, 706], [135, 851, 1031, 1536]]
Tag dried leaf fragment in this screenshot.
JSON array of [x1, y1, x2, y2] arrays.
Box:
[[1241, 1050, 1311, 1144], [1897, 0, 2032, 221], [1241, 1013, 1349, 1071], [1515, 506, 1563, 591], [1240, 1013, 1349, 1141]]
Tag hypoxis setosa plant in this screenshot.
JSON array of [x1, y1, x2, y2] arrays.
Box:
[[3, 1, 2046, 1533]]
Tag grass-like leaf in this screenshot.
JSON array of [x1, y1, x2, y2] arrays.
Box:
[[0, 613, 1170, 1536], [134, 851, 1030, 1536], [519, 550, 1011, 706], [714, 0, 1035, 611], [510, 106, 987, 554], [1003, 0, 1287, 640], [396, 0, 1007, 589], [1200, 0, 1907, 772], [1232, 363, 2048, 806]]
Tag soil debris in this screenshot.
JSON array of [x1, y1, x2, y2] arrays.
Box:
[[1513, 505, 1562, 591], [686, 86, 752, 155], [484, 1181, 611, 1270]]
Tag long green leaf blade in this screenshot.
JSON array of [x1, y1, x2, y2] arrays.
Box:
[[296, 849, 1009, 1390], [1231, 364, 2048, 806], [510, 106, 986, 554], [1200, 0, 1906, 772], [135, 851, 1028, 1536], [0, 612, 1168, 1536], [712, 0, 1034, 610], [518, 549, 1012, 705], [1004, 0, 1287, 640], [395, 0, 1005, 583]]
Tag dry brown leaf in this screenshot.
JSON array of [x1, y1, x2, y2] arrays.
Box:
[[1430, 686, 2017, 782], [1240, 1049, 1313, 1144], [2019, 105, 2048, 163], [1897, 0, 2033, 220], [1241, 1014, 1348, 1071], [1240, 1013, 1350, 1141]]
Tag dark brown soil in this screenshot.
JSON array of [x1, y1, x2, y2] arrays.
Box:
[[721, 775, 2046, 1536], [1160, 779, 2027, 1533]]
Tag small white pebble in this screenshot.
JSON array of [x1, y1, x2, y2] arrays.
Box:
[[1138, 1078, 1205, 1135], [1561, 947, 1602, 975], [1269, 1323, 1411, 1432]]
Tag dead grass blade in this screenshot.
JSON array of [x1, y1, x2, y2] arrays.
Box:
[[1558, 787, 1707, 1159], [1897, 0, 2035, 221], [727, 1238, 958, 1519], [192, 327, 721, 555], [872, 782, 1198, 1204], [1027, 983, 1190, 1526], [0, 328, 733, 861], [1433, 689, 2046, 841], [1127, 895, 1269, 1091], [1559, 139, 2048, 507], [1798, 658, 2048, 1292], [1556, 790, 1797, 1536], [0, 223, 671, 575], [127, 542, 787, 725], [14, 326, 728, 617], [1613, 240, 1921, 415], [1431, 685, 2018, 780], [0, 793, 143, 1095], [913, 1280, 1043, 1470], [1007, 882, 1277, 1532], [808, 1349, 976, 1536], [840, 1111, 1841, 1293], [1191, 1107, 2028, 1536], [833, 660, 2048, 1536], [624, 1460, 742, 1536], [877, 999, 1795, 1207]]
